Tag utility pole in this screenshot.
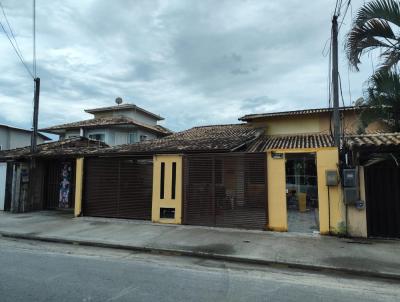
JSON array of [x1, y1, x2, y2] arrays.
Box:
[[332, 15, 341, 148], [31, 77, 40, 153]]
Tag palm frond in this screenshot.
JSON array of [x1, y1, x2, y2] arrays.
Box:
[[355, 0, 400, 28], [346, 19, 396, 70]]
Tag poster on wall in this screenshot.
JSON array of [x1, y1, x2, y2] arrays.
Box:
[[59, 162, 72, 208]]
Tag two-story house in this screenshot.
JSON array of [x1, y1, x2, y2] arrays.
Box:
[[40, 100, 172, 146]]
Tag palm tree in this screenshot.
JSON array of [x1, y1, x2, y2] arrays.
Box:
[[359, 70, 400, 131], [346, 0, 400, 72]]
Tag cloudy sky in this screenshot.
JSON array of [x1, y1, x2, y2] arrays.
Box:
[[0, 0, 375, 133]]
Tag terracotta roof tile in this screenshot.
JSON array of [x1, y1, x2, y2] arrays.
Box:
[[246, 133, 334, 151], [346, 132, 400, 148], [0, 137, 108, 160], [239, 106, 364, 121], [40, 116, 172, 136], [91, 124, 260, 155]]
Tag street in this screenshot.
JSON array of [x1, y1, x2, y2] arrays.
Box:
[[0, 237, 399, 302]]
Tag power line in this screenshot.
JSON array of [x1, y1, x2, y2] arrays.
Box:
[[0, 1, 34, 79]]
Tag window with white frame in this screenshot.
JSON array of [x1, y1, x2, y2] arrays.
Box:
[[128, 133, 137, 144]]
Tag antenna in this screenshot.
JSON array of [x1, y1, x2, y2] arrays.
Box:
[[115, 97, 123, 106]]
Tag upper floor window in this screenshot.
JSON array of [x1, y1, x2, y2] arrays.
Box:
[[140, 135, 148, 142], [128, 133, 137, 144], [89, 133, 105, 142]]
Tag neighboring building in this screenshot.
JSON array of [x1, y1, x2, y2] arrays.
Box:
[[0, 124, 50, 151], [40, 101, 172, 146], [2, 105, 399, 240]]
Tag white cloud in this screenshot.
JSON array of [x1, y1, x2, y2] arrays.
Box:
[[0, 0, 375, 132]]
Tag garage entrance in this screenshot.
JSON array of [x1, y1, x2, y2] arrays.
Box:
[[83, 157, 153, 220], [183, 153, 267, 229], [365, 160, 400, 238]]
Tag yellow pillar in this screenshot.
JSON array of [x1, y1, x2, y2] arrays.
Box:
[[74, 157, 84, 217], [266, 152, 287, 231], [316, 148, 344, 235], [152, 155, 183, 224]]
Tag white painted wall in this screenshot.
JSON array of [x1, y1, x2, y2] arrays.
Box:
[[0, 127, 46, 150], [0, 163, 6, 210], [94, 109, 159, 125]]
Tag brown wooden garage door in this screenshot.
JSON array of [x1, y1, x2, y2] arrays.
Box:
[[183, 153, 267, 229], [84, 157, 153, 220]]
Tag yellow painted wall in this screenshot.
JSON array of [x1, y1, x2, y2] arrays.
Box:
[[266, 148, 344, 235], [347, 166, 367, 237], [316, 148, 344, 235], [266, 152, 287, 231], [74, 157, 84, 217], [249, 111, 386, 135], [152, 155, 182, 224]]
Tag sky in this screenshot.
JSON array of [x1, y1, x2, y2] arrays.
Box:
[[0, 0, 376, 133]]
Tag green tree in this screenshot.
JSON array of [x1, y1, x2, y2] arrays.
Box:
[[346, 0, 400, 72], [345, 0, 400, 132], [359, 70, 400, 131]]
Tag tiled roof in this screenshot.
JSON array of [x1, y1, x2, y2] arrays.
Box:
[[346, 132, 400, 149], [239, 106, 364, 121], [90, 124, 260, 155], [246, 134, 334, 152], [40, 116, 172, 136], [0, 137, 109, 160], [84, 103, 164, 120]]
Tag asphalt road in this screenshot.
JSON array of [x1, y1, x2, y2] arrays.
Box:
[[0, 237, 399, 302]]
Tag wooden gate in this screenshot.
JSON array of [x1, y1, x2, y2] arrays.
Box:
[[365, 161, 400, 238], [183, 153, 267, 229], [83, 157, 153, 220]]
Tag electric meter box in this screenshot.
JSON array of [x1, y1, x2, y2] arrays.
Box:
[[344, 187, 359, 204], [343, 169, 357, 187], [325, 170, 339, 186]]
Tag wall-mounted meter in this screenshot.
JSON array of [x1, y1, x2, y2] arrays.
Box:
[[326, 170, 339, 186], [343, 169, 357, 187]]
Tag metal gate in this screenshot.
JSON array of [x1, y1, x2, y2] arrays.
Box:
[[365, 161, 400, 238], [84, 157, 153, 220], [183, 153, 267, 229], [45, 160, 76, 209]]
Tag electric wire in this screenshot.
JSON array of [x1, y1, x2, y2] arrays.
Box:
[[0, 1, 34, 79]]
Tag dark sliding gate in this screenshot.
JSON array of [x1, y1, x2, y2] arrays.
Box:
[[183, 153, 267, 229], [83, 157, 153, 220], [365, 161, 400, 238]]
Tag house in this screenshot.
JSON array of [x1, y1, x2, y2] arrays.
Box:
[[0, 124, 50, 150], [2, 105, 399, 239], [40, 100, 172, 146]]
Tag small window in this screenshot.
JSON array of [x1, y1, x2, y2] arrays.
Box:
[[171, 162, 176, 199], [89, 134, 105, 142], [128, 133, 137, 144], [160, 162, 165, 199], [140, 135, 148, 142], [160, 208, 175, 219]]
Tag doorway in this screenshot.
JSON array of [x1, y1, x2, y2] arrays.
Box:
[[285, 153, 319, 233]]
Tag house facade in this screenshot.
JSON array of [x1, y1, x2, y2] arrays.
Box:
[[1, 106, 399, 239], [0, 124, 49, 150], [40, 101, 172, 146]]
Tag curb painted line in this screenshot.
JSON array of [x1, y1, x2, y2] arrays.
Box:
[[1, 231, 399, 281]]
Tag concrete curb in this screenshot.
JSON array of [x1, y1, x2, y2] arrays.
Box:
[[1, 231, 399, 281]]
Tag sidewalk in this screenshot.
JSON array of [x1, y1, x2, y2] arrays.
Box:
[[1, 211, 400, 280]]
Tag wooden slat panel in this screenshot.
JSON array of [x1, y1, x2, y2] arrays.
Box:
[[84, 157, 153, 220], [184, 153, 267, 230]]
